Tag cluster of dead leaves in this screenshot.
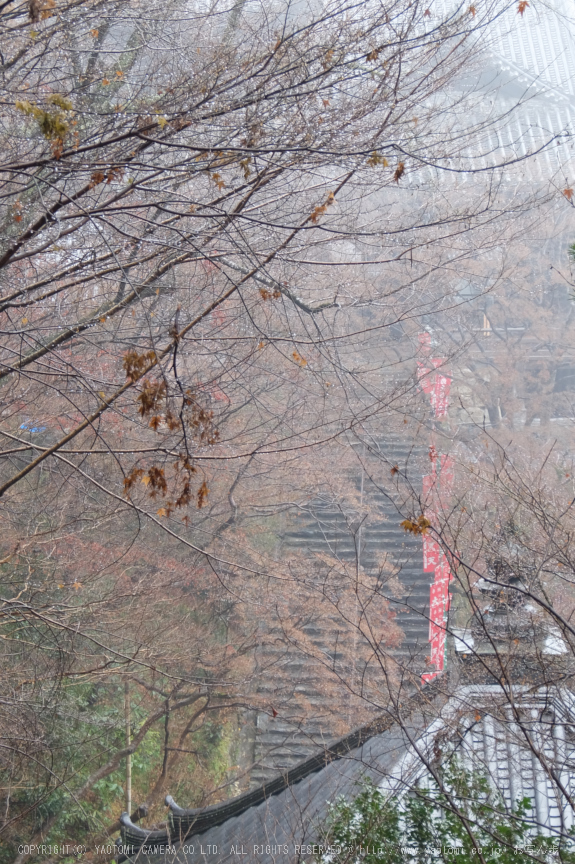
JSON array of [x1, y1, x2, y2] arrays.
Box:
[[124, 455, 209, 515], [239, 157, 251, 180], [401, 515, 431, 535], [124, 352, 219, 445], [367, 151, 389, 168], [102, 71, 124, 86], [89, 166, 124, 188], [322, 48, 335, 70], [463, 1, 526, 17], [211, 172, 225, 191], [123, 349, 157, 381], [310, 191, 335, 224], [259, 287, 281, 300], [366, 151, 403, 181], [182, 390, 219, 445], [394, 161, 405, 182], [29, 0, 55, 21], [138, 379, 167, 419]]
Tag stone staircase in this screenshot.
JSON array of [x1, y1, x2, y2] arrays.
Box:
[[248, 434, 432, 785]]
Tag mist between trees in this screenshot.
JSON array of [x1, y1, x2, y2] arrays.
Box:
[[0, 0, 575, 861]]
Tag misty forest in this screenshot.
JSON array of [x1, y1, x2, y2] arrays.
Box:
[[2, 0, 575, 863]]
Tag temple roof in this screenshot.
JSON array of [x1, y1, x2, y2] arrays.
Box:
[[118, 685, 575, 862]]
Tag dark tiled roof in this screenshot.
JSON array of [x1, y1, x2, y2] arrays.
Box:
[[151, 685, 575, 863], [171, 728, 410, 863], [121, 687, 443, 863]]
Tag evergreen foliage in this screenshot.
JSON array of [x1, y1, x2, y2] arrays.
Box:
[[317, 760, 575, 864]]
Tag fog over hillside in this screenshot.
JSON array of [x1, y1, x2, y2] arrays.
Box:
[[1, 1, 575, 862]]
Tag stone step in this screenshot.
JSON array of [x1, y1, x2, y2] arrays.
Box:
[[248, 432, 437, 783]]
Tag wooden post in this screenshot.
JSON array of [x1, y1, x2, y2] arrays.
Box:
[[125, 681, 131, 815]]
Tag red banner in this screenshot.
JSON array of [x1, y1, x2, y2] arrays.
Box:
[[434, 561, 452, 587], [432, 374, 451, 418], [423, 535, 442, 572], [417, 362, 436, 395], [429, 625, 446, 671], [417, 337, 455, 682]]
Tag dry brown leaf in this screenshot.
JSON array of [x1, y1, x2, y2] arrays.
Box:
[[400, 515, 431, 535]]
